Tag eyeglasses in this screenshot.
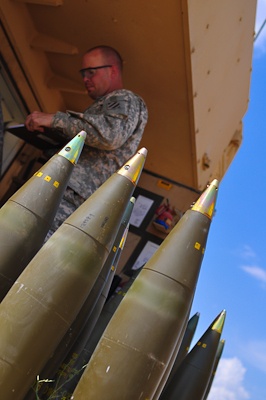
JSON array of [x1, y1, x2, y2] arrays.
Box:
[[79, 65, 112, 78]]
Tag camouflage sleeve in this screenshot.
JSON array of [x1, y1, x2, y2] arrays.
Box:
[[51, 91, 147, 150]]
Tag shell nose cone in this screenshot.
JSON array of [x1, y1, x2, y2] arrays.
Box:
[[210, 178, 219, 189], [77, 130, 87, 139], [191, 179, 219, 219], [58, 130, 87, 164], [117, 147, 147, 185], [212, 309, 226, 333], [137, 147, 148, 157]]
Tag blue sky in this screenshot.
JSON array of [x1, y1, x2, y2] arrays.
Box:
[[190, 1, 266, 399]]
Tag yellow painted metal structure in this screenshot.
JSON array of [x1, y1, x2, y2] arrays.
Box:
[[0, 0, 257, 194]]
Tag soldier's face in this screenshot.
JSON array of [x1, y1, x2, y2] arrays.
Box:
[[81, 50, 113, 100]]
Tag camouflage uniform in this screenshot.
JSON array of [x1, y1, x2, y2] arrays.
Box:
[[46, 89, 148, 238]]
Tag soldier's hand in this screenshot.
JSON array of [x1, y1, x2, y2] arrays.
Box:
[[25, 111, 54, 132]]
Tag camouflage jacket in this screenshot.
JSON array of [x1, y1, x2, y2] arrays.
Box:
[[52, 89, 148, 199]]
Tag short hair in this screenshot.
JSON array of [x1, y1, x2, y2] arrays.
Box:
[[86, 45, 123, 72]]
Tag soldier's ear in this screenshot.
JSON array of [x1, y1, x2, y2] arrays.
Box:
[[110, 65, 119, 79]]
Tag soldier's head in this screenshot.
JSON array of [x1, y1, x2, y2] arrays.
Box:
[[80, 45, 124, 100]]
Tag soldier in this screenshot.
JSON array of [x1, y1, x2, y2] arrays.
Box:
[[25, 45, 148, 237]]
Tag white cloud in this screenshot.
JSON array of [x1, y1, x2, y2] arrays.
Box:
[[254, 0, 266, 51], [241, 265, 266, 284], [234, 245, 258, 263], [237, 246, 266, 287], [240, 245, 257, 260], [208, 358, 250, 400]]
